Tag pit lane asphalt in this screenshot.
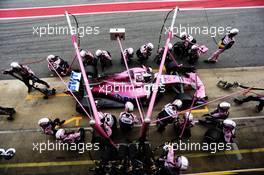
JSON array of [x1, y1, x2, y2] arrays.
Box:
[[0, 8, 264, 80]]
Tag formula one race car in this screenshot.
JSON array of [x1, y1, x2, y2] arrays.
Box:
[[68, 66, 206, 114]]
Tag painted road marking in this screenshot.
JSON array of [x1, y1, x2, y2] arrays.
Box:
[[1, 6, 264, 20], [0, 148, 263, 168], [25, 92, 71, 100], [191, 105, 208, 113], [0, 160, 97, 168], [185, 147, 264, 158], [194, 115, 264, 124], [231, 116, 264, 120], [186, 168, 264, 175], [61, 116, 82, 127], [0, 0, 264, 19], [0, 0, 196, 10]]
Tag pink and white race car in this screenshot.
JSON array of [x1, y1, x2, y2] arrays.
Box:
[[69, 67, 206, 113]]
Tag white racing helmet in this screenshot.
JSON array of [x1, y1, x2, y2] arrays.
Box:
[[172, 99, 182, 109], [10, 62, 21, 69], [38, 117, 50, 126], [223, 119, 236, 129], [47, 55, 55, 60], [219, 101, 231, 109], [191, 44, 198, 50], [184, 112, 193, 122], [127, 48, 134, 55], [163, 143, 172, 151], [148, 67, 153, 73], [80, 50, 87, 57], [125, 101, 134, 112], [230, 28, 239, 35], [168, 43, 173, 50], [147, 43, 154, 50], [105, 113, 114, 126], [55, 129, 66, 139], [178, 156, 189, 170], [143, 65, 153, 73], [95, 49, 103, 57], [180, 32, 187, 38], [89, 119, 96, 126]]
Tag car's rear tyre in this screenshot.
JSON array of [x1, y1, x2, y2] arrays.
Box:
[[204, 127, 224, 144], [85, 65, 98, 78]]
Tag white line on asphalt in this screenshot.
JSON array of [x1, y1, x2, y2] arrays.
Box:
[[1, 6, 264, 20], [186, 167, 264, 175], [193, 115, 264, 123], [231, 115, 264, 120]]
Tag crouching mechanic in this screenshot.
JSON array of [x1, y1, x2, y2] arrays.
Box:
[[136, 43, 154, 63], [38, 117, 65, 136], [211, 101, 230, 119], [47, 55, 70, 76], [119, 102, 138, 131], [222, 119, 236, 143], [55, 128, 85, 144], [174, 112, 195, 138], [180, 32, 196, 49], [95, 49, 112, 71], [121, 47, 134, 65], [206, 28, 239, 63], [156, 99, 182, 132], [155, 43, 173, 65], [80, 49, 97, 67], [159, 144, 189, 175], [98, 112, 117, 137], [199, 102, 230, 124], [3, 62, 50, 93]]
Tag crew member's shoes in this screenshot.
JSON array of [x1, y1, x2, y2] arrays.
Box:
[[27, 87, 32, 93], [255, 105, 261, 113], [7, 113, 14, 120], [51, 88, 56, 95]]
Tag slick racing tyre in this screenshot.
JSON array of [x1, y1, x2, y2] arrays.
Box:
[[204, 127, 224, 144], [85, 65, 98, 78], [173, 41, 186, 56]]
